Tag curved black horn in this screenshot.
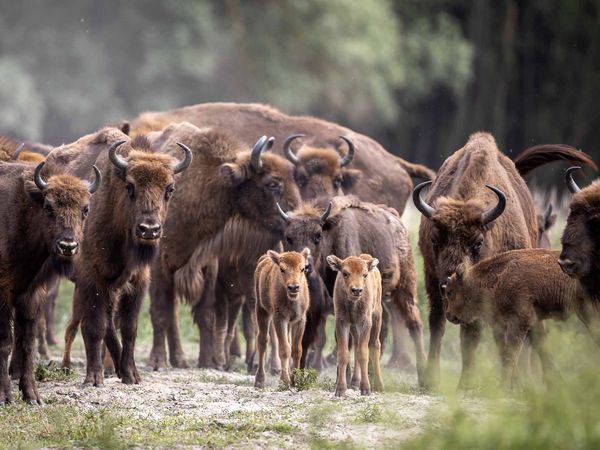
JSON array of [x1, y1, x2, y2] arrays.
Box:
[[320, 202, 333, 223], [482, 185, 507, 225], [412, 181, 434, 219], [565, 166, 582, 194], [283, 134, 304, 166], [108, 140, 128, 172], [172, 142, 193, 174], [250, 135, 268, 171], [275, 202, 291, 222], [88, 165, 102, 194], [11, 143, 25, 160], [34, 161, 48, 191], [339, 136, 355, 167]]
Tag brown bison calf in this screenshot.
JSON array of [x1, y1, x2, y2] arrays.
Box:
[[254, 249, 310, 389], [445, 249, 600, 387], [328, 254, 384, 396]]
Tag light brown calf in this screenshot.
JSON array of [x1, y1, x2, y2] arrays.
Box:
[[445, 249, 600, 388], [254, 249, 310, 388], [327, 254, 384, 396]]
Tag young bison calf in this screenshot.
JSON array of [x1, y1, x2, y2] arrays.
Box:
[[327, 254, 384, 396], [254, 248, 310, 388], [445, 249, 600, 387]]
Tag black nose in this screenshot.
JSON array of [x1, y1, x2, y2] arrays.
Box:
[[558, 257, 576, 276], [57, 239, 79, 255], [351, 287, 363, 296], [137, 222, 162, 240], [446, 313, 460, 324], [287, 284, 300, 294]]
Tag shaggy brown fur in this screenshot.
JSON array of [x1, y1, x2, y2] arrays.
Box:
[[44, 127, 191, 387], [125, 102, 435, 213], [327, 254, 384, 396], [416, 131, 594, 389], [254, 249, 310, 388], [141, 122, 301, 370], [445, 249, 600, 387], [0, 161, 95, 404], [559, 178, 600, 298], [280, 195, 426, 384]]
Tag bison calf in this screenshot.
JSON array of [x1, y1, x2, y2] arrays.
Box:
[[328, 254, 384, 396], [254, 249, 311, 388], [445, 249, 600, 388]]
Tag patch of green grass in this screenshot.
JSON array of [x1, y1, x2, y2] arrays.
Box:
[[293, 368, 318, 391], [35, 361, 77, 382], [356, 403, 382, 423]]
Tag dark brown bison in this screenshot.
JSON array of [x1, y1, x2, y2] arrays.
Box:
[[140, 122, 301, 370], [278, 195, 426, 383], [254, 249, 311, 388], [413, 132, 597, 389], [445, 249, 599, 387], [125, 102, 435, 213], [0, 160, 100, 404], [558, 167, 600, 299], [327, 254, 384, 396], [47, 127, 192, 386]]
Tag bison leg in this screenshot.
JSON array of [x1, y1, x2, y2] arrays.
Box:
[[310, 313, 328, 371], [14, 303, 42, 404], [268, 323, 281, 375], [393, 288, 426, 385], [386, 302, 412, 370], [290, 318, 306, 386], [254, 308, 271, 389], [349, 327, 361, 390], [61, 311, 80, 369], [493, 322, 528, 389], [0, 302, 13, 404], [357, 324, 372, 396], [424, 284, 446, 389], [369, 314, 384, 392], [193, 263, 220, 369], [44, 281, 59, 346], [274, 318, 291, 387], [36, 314, 49, 360], [457, 321, 482, 390], [528, 322, 559, 385], [243, 297, 258, 373], [79, 284, 108, 387], [9, 319, 24, 380], [213, 290, 229, 371], [334, 319, 350, 397], [224, 295, 244, 370], [103, 317, 121, 378], [118, 280, 145, 384]]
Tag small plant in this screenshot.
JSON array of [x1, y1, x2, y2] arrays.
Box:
[[292, 368, 318, 391], [357, 403, 382, 423], [35, 361, 77, 382]]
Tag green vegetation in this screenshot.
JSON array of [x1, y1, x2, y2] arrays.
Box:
[[35, 362, 77, 383], [292, 368, 319, 391]]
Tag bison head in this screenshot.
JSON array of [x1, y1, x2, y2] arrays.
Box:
[[220, 136, 301, 234], [283, 135, 361, 200], [25, 161, 101, 272], [414, 181, 507, 295], [558, 167, 600, 279], [278, 202, 332, 272], [444, 264, 481, 325], [327, 254, 379, 300], [109, 136, 192, 254], [267, 248, 311, 300]]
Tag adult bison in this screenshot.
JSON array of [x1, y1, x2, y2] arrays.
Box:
[[142, 122, 301, 370], [0, 160, 100, 404], [277, 196, 426, 383], [558, 167, 600, 299], [124, 102, 434, 213], [47, 127, 192, 386], [413, 132, 597, 389]]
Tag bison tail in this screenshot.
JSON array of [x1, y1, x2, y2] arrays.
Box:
[[515, 144, 598, 177], [396, 158, 436, 181]]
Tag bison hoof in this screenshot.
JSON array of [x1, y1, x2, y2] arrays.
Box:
[[170, 357, 190, 369], [334, 387, 346, 397], [360, 387, 371, 396], [270, 368, 281, 376], [254, 380, 265, 389], [26, 398, 43, 406]]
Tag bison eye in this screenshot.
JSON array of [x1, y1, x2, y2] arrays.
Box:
[[343, 272, 349, 278], [266, 180, 281, 191], [363, 273, 368, 278], [333, 175, 343, 188], [126, 183, 135, 199], [82, 205, 90, 219], [314, 233, 322, 245], [286, 237, 293, 245], [280, 268, 285, 274], [471, 241, 483, 257], [165, 184, 175, 200], [43, 202, 54, 217]]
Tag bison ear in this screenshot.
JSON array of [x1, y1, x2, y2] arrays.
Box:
[[301, 247, 311, 260], [267, 250, 281, 265], [326, 255, 342, 272], [24, 179, 44, 203], [341, 168, 362, 190], [368, 258, 379, 271], [120, 121, 131, 136], [220, 163, 245, 186]]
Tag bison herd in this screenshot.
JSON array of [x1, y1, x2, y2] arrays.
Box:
[[0, 102, 598, 405]]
